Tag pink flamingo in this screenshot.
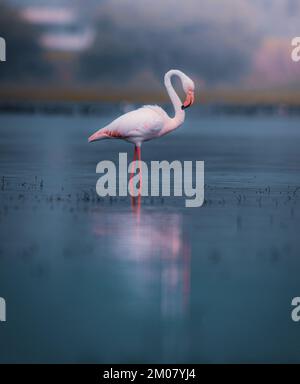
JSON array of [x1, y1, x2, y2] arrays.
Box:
[[88, 69, 195, 192]]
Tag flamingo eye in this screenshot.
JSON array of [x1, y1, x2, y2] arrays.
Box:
[[188, 84, 195, 92]]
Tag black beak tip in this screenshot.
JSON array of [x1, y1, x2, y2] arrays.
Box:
[[181, 105, 185, 110]]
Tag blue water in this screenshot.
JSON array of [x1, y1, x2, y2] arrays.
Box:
[[0, 111, 300, 363]]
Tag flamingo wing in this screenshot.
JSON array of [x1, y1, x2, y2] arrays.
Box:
[[89, 106, 168, 143]]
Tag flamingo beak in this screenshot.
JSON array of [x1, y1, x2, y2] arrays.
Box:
[[181, 91, 195, 110]]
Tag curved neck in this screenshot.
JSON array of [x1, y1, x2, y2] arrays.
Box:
[[164, 70, 185, 128]]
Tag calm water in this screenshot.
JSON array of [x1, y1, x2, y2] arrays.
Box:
[[0, 111, 300, 363]]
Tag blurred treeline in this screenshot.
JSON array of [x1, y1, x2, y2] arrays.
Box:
[[0, 0, 300, 105], [0, 0, 257, 87], [0, 0, 53, 82]]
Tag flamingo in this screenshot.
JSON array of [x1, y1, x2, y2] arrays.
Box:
[[88, 69, 195, 193]]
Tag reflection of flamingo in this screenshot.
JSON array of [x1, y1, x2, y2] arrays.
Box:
[[88, 69, 195, 193], [92, 211, 190, 317]]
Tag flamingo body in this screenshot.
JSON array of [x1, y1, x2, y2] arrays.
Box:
[[89, 69, 195, 147], [88, 105, 169, 146], [88, 69, 195, 198]]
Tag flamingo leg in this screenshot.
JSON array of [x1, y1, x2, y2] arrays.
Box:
[[130, 145, 137, 207], [130, 145, 137, 182], [136, 146, 142, 216], [137, 146, 142, 196], [130, 145, 141, 218]]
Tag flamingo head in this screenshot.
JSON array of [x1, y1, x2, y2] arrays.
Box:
[[181, 76, 195, 110]]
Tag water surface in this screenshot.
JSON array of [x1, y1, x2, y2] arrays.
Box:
[[0, 112, 300, 363]]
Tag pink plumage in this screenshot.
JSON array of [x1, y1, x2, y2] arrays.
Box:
[[88, 69, 195, 195]]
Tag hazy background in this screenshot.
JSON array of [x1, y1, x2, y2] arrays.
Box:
[[1, 1, 300, 364], [0, 0, 300, 104]]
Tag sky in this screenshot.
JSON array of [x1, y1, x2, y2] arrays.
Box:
[[2, 0, 300, 90]]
